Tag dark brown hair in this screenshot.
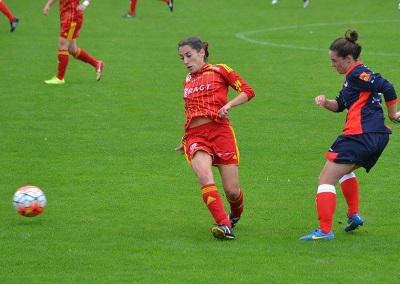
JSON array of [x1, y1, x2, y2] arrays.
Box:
[[178, 37, 209, 61], [330, 29, 362, 60]]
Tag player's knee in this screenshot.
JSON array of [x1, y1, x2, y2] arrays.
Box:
[[195, 171, 214, 186], [68, 48, 77, 56], [224, 186, 240, 200]]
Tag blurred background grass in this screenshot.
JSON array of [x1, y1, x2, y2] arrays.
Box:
[[1, 0, 400, 282]]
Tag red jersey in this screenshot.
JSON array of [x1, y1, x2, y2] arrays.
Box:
[[182, 63, 255, 131], [59, 0, 83, 24]]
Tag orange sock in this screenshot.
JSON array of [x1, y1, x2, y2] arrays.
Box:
[[316, 184, 336, 233], [57, 50, 69, 80], [339, 173, 359, 217], [201, 184, 230, 227], [73, 48, 97, 67], [227, 189, 243, 219], [0, 1, 14, 22]]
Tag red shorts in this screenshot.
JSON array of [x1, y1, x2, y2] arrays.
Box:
[[60, 21, 82, 40], [182, 121, 240, 166]]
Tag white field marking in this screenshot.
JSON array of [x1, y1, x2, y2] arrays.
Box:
[[236, 20, 400, 56]]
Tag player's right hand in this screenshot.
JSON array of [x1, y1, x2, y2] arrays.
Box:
[[43, 6, 51, 16], [175, 144, 184, 154], [315, 95, 327, 108]]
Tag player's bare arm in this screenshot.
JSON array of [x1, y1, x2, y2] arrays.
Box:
[[218, 92, 249, 118]]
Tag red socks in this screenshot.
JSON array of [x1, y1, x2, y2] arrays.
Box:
[[130, 0, 138, 14], [0, 1, 14, 22], [315, 173, 359, 233], [57, 50, 69, 80], [201, 184, 230, 227], [55, 48, 99, 80], [339, 172, 359, 217], [227, 189, 243, 219], [316, 184, 336, 233], [73, 48, 98, 67]]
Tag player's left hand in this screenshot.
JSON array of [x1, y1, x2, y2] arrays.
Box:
[[76, 5, 86, 12], [393, 111, 400, 123], [218, 104, 231, 118]]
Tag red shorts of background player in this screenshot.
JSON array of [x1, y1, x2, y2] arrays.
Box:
[[182, 121, 240, 166], [60, 21, 82, 40]]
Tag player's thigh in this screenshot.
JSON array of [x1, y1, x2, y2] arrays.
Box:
[[318, 160, 356, 185], [191, 150, 214, 184], [58, 37, 71, 50]]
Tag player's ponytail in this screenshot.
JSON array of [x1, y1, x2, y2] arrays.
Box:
[[202, 41, 209, 61]]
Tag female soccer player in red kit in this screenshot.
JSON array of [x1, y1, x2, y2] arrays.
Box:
[[0, 0, 19, 31], [123, 0, 173, 18], [300, 30, 400, 241], [43, 0, 104, 84], [175, 37, 255, 240]]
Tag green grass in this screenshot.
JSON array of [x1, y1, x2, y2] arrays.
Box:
[[1, 0, 400, 282]]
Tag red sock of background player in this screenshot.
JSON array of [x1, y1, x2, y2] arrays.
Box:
[[0, 1, 15, 22], [130, 0, 137, 14], [73, 48, 97, 67], [201, 184, 231, 227], [227, 189, 243, 219], [339, 172, 359, 217], [57, 50, 69, 80], [316, 184, 336, 233]]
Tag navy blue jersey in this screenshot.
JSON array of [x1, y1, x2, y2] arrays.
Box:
[[335, 61, 398, 135]]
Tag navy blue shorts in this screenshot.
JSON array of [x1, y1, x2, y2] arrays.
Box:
[[325, 133, 390, 172]]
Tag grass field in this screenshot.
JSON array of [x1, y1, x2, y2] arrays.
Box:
[[1, 0, 400, 282]]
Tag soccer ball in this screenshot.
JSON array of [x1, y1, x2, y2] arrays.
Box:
[[13, 185, 47, 217]]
